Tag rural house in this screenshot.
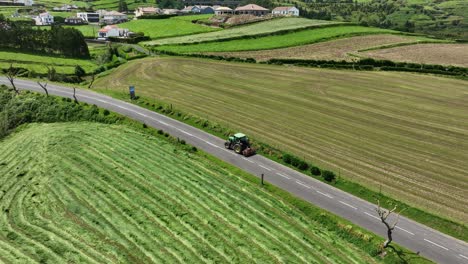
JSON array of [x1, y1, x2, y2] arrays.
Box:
[[235, 4, 269, 16], [135, 7, 161, 17], [102, 11, 128, 24], [214, 6, 233, 15], [98, 25, 129, 39], [272, 6, 299, 16], [162, 9, 180, 15], [77, 12, 100, 23], [181, 5, 214, 14], [34, 12, 54, 25], [65, 17, 86, 25]]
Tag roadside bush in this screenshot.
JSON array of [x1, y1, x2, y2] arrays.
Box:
[[322, 170, 336, 182], [283, 153, 292, 164], [311, 166, 321, 176], [103, 109, 110, 116], [297, 160, 309, 171]]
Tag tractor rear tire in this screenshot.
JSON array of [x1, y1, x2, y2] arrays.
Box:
[[233, 144, 242, 154], [224, 141, 231, 149]]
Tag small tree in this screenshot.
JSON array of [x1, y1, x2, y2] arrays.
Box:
[[311, 166, 321, 176], [75, 65, 86, 77], [4, 64, 19, 95], [322, 170, 336, 182], [376, 200, 405, 249]]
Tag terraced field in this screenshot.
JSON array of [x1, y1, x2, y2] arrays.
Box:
[[204, 34, 439, 61], [145, 18, 340, 46], [153, 25, 396, 53], [0, 122, 383, 263], [0, 50, 98, 74], [119, 15, 218, 40], [362, 43, 468, 67], [94, 57, 468, 224]]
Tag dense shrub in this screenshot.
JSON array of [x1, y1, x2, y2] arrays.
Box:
[[283, 153, 292, 164], [322, 170, 336, 182], [297, 160, 309, 171], [311, 166, 321, 176]]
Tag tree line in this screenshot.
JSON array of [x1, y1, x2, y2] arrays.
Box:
[[0, 16, 89, 58]]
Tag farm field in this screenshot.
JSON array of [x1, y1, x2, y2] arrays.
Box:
[[95, 57, 468, 224], [0, 50, 98, 74], [120, 15, 218, 40], [145, 18, 341, 46], [205, 34, 439, 62], [0, 122, 389, 263], [362, 43, 468, 67], [153, 25, 396, 53]]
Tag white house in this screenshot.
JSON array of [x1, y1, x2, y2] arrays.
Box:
[[34, 12, 54, 25], [272, 6, 299, 16], [98, 25, 129, 39], [102, 11, 128, 24], [135, 7, 161, 17], [214, 6, 233, 15], [162, 9, 180, 15], [77, 12, 100, 23], [15, 0, 34, 6]]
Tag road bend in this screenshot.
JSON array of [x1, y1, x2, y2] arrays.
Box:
[[1, 77, 467, 264]]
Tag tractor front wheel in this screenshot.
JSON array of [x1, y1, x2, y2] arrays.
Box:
[[224, 141, 231, 149], [233, 144, 242, 154]]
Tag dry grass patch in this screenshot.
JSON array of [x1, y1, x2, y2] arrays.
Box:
[[204, 34, 434, 61], [363, 43, 468, 67]]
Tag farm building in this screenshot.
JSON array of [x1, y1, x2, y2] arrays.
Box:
[[34, 12, 54, 25], [162, 9, 180, 15], [102, 11, 128, 24], [181, 5, 214, 14], [98, 25, 129, 39], [272, 6, 299, 16], [77, 12, 100, 23], [235, 4, 269, 16], [65, 17, 86, 25], [135, 7, 161, 17], [214, 6, 233, 15]]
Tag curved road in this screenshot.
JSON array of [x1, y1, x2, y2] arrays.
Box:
[[1, 77, 467, 264]]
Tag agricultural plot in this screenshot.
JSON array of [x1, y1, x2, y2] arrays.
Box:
[[145, 18, 340, 46], [362, 43, 468, 67], [205, 34, 439, 62], [95, 57, 468, 224], [119, 15, 219, 40], [153, 25, 396, 53], [0, 122, 383, 263], [0, 50, 98, 74]]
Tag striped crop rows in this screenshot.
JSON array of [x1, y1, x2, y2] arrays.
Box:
[[0, 123, 375, 263]]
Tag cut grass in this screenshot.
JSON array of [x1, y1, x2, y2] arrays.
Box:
[[0, 122, 430, 263], [362, 43, 468, 68], [0, 49, 98, 74], [145, 17, 341, 45], [94, 57, 468, 228], [204, 34, 441, 62], [119, 15, 219, 40], [154, 25, 397, 53]]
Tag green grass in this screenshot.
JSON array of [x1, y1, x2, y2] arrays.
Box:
[[145, 17, 341, 45], [154, 25, 397, 53], [119, 15, 219, 40], [0, 121, 432, 263], [0, 50, 98, 74], [94, 57, 468, 230]]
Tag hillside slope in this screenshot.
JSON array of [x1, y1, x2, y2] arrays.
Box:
[[0, 122, 386, 263]]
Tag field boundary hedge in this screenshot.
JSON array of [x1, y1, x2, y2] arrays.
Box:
[[96, 87, 468, 242]]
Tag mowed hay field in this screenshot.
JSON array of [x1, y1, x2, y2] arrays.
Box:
[[362, 43, 468, 67], [205, 34, 437, 62], [95, 57, 468, 223], [0, 122, 381, 263]]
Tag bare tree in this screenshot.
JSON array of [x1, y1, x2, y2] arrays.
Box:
[[37, 81, 49, 97], [88, 72, 95, 89], [4, 64, 19, 95], [73, 87, 78, 104], [376, 200, 405, 249]]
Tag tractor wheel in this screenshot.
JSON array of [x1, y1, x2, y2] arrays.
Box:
[[233, 144, 242, 154], [224, 141, 231, 149]]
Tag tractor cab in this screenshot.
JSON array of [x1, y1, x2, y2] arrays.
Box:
[[224, 133, 255, 157]]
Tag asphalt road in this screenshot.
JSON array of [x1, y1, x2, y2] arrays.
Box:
[[1, 77, 467, 264]]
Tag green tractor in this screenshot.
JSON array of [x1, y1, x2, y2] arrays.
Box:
[[224, 133, 256, 157]]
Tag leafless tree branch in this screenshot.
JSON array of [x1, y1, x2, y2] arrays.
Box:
[[4, 64, 19, 95], [37, 81, 49, 97]]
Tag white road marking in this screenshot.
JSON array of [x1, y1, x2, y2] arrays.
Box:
[[395, 226, 415, 236], [276, 172, 291, 179], [339, 200, 357, 210], [177, 129, 193, 137], [242, 157, 254, 163], [423, 239, 449, 251], [259, 164, 272, 171], [460, 254, 468, 261], [296, 180, 311, 189], [317, 191, 333, 199], [364, 212, 381, 220], [137, 112, 148, 117]]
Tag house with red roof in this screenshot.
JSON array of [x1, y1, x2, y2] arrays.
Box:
[[235, 4, 269, 16]]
